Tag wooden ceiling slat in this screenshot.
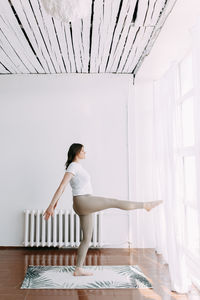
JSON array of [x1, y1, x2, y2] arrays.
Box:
[[0, 28, 28, 73], [10, 0, 48, 73], [62, 24, 72, 72], [69, 22, 78, 72], [115, 26, 140, 73], [0, 46, 18, 73], [35, 0, 63, 73], [142, 0, 159, 26], [125, 26, 154, 73], [28, 0, 58, 73], [89, 0, 103, 72], [51, 20, 72, 73], [142, 0, 151, 26], [78, 8, 92, 72], [78, 20, 85, 72], [79, 20, 86, 72], [98, 0, 119, 72], [81, 18, 89, 73], [69, 19, 85, 73], [0, 61, 10, 73], [97, 0, 112, 72], [149, 0, 165, 26], [112, 25, 132, 73], [41, 10, 68, 73], [133, 0, 152, 26], [0, 1, 43, 73], [104, 0, 125, 71], [131, 0, 170, 26], [158, 0, 178, 24], [51, 18, 68, 72], [106, 0, 137, 72], [105, 0, 130, 72], [62, 23, 77, 73], [20, 0, 54, 73], [87, 0, 95, 72], [121, 26, 147, 73], [0, 15, 37, 73], [94, 0, 105, 72]]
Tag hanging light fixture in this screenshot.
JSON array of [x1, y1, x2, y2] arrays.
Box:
[[40, 0, 91, 22]]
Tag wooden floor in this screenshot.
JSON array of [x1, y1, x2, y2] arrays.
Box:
[[0, 247, 200, 300]]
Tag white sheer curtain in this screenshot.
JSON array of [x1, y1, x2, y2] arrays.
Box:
[[152, 63, 193, 293], [190, 18, 200, 229]]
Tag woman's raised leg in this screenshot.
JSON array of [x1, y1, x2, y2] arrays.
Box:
[[73, 194, 163, 216], [73, 213, 94, 276], [72, 196, 163, 276]]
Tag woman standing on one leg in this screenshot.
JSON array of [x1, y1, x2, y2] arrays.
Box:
[[43, 143, 163, 276]]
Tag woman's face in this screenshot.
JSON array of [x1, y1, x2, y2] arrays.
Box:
[[77, 147, 86, 159]]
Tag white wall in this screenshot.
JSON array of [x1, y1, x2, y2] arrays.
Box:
[[0, 73, 157, 248]]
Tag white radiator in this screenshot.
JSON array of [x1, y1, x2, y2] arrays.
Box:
[[23, 209, 102, 248]]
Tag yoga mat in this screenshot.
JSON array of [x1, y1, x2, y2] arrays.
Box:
[[20, 265, 153, 289]]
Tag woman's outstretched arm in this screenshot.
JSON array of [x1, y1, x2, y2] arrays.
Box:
[[43, 171, 74, 220]]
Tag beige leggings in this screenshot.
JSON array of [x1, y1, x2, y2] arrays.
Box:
[[72, 194, 145, 267]]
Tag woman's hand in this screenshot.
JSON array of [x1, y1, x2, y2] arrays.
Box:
[[43, 201, 58, 221]]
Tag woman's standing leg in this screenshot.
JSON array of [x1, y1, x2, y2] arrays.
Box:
[[73, 213, 94, 276]]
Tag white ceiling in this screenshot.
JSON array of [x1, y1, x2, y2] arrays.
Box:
[[0, 0, 178, 78], [136, 0, 200, 81]]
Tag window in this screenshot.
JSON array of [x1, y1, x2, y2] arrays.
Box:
[[179, 52, 193, 96], [176, 50, 200, 257], [181, 97, 195, 147], [184, 156, 197, 206]]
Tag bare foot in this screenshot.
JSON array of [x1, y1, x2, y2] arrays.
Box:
[[73, 267, 93, 276], [144, 200, 163, 212]]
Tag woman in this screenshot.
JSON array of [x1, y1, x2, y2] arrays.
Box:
[[43, 143, 163, 276]]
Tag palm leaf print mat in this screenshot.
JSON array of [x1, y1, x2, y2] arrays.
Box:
[[20, 265, 153, 289]]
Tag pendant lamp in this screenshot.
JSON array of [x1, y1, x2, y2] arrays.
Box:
[[40, 0, 91, 22]]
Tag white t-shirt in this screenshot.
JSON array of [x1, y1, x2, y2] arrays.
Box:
[[65, 162, 93, 196]]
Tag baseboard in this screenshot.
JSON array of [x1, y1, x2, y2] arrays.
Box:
[[0, 246, 155, 250]]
